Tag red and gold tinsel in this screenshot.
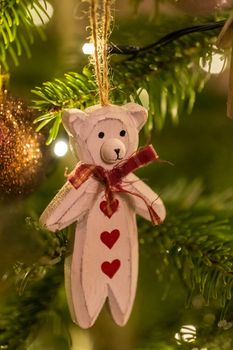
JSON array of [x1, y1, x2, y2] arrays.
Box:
[[0, 90, 45, 197]]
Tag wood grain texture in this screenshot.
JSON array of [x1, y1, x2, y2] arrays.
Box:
[[40, 178, 100, 231], [66, 191, 138, 328]]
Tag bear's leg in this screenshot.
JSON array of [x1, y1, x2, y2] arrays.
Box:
[[65, 220, 107, 328], [107, 219, 138, 326]]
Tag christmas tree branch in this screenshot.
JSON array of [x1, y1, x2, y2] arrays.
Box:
[[142, 212, 233, 308], [0, 265, 63, 350], [0, 222, 68, 350], [112, 19, 224, 132], [32, 69, 98, 144], [0, 0, 50, 71], [32, 18, 225, 143]]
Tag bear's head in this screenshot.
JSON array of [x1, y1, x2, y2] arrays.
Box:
[[62, 103, 148, 169]]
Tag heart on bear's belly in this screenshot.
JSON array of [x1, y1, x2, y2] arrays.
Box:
[[100, 199, 119, 218], [100, 229, 120, 249], [101, 259, 121, 278]]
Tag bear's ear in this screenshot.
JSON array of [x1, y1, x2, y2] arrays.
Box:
[[62, 109, 87, 136], [123, 102, 148, 130]]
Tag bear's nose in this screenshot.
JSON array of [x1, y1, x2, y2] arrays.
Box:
[[114, 148, 120, 155]]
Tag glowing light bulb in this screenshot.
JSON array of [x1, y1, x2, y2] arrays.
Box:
[[53, 140, 68, 157], [175, 325, 197, 344], [82, 43, 95, 55], [200, 53, 227, 75], [27, 0, 54, 26]]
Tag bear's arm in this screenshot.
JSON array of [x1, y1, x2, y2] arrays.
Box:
[[40, 177, 100, 232], [124, 173, 166, 225]]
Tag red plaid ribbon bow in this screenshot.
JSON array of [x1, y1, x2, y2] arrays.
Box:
[[68, 145, 162, 225]]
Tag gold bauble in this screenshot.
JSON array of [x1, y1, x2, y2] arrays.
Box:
[[0, 91, 45, 197]]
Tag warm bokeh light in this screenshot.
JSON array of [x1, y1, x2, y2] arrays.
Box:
[[53, 140, 68, 157], [27, 0, 54, 26], [82, 43, 95, 55], [200, 53, 227, 75], [175, 324, 197, 344]]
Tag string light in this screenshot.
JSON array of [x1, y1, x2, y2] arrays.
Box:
[[175, 325, 197, 344], [27, 0, 54, 26], [199, 52, 227, 74], [82, 43, 95, 55], [53, 140, 68, 157]]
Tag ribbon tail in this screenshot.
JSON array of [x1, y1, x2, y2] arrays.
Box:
[[147, 205, 162, 226], [116, 187, 162, 226]]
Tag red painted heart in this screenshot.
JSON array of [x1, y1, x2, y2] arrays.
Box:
[[101, 259, 121, 278], [100, 199, 119, 218], [100, 229, 120, 249]]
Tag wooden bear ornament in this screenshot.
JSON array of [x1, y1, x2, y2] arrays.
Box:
[[40, 103, 166, 328]]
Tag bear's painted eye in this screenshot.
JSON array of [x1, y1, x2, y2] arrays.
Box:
[[120, 130, 126, 137], [98, 132, 105, 139]]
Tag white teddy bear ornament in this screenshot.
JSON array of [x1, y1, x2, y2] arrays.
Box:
[[40, 102, 166, 328]]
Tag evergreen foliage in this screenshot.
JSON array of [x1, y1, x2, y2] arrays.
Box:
[[0, 222, 68, 350], [0, 265, 64, 350], [0, 0, 50, 70], [32, 19, 226, 144], [32, 69, 98, 144]]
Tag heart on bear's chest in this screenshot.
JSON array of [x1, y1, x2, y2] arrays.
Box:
[[99, 199, 119, 218], [100, 229, 120, 249]]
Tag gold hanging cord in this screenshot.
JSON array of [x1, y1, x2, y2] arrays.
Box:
[[90, 0, 111, 105]]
